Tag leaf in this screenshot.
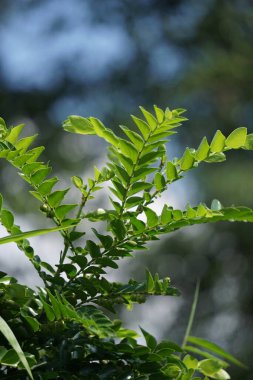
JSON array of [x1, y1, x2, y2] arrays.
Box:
[[146, 269, 155, 292], [144, 207, 159, 228], [188, 336, 246, 368], [37, 178, 58, 195], [1, 209, 14, 229], [166, 161, 178, 181], [210, 130, 226, 153], [119, 139, 138, 162], [225, 127, 247, 149], [110, 219, 127, 240], [140, 106, 157, 131], [22, 315, 40, 332], [154, 105, 165, 123], [205, 152, 226, 163], [30, 167, 51, 185], [196, 137, 209, 161], [0, 224, 77, 245], [120, 126, 144, 150], [180, 148, 195, 171], [154, 172, 166, 191], [125, 196, 143, 209], [140, 327, 157, 351], [161, 205, 172, 225], [55, 204, 77, 221], [63, 115, 95, 135], [5, 124, 24, 144], [130, 216, 146, 233], [92, 228, 113, 249], [26, 146, 45, 163], [86, 240, 101, 258], [129, 182, 153, 196], [244, 133, 253, 150], [47, 189, 69, 208], [131, 115, 150, 139], [132, 167, 156, 182], [15, 135, 37, 153], [0, 316, 34, 379], [198, 359, 223, 376]]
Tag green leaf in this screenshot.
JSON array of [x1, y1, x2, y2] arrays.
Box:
[[198, 359, 223, 376], [131, 115, 150, 139], [110, 219, 127, 240], [86, 240, 101, 258], [225, 127, 247, 149], [125, 196, 144, 209], [22, 162, 44, 175], [55, 204, 77, 221], [205, 152, 226, 163], [119, 139, 138, 162], [154, 172, 166, 191], [15, 135, 37, 153], [144, 207, 159, 228], [161, 205, 172, 225], [26, 146, 45, 162], [210, 130, 226, 153], [63, 115, 95, 135], [183, 354, 198, 370], [129, 182, 153, 196], [22, 315, 40, 332], [244, 133, 253, 150], [120, 126, 144, 150], [0, 224, 77, 245], [140, 106, 157, 131], [5, 124, 24, 144], [47, 189, 69, 208], [132, 167, 156, 182], [90, 117, 119, 146], [130, 216, 146, 233], [188, 336, 246, 368], [211, 369, 230, 379], [0, 316, 34, 379], [196, 137, 209, 161], [37, 178, 58, 196], [111, 180, 127, 201], [92, 228, 113, 249], [146, 269, 155, 292], [30, 167, 51, 185], [166, 161, 178, 181], [180, 148, 195, 171], [39, 298, 55, 322], [154, 105, 165, 123], [1, 209, 14, 229], [140, 327, 157, 351]]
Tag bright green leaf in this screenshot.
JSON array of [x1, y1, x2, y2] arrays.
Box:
[[225, 127, 247, 149]]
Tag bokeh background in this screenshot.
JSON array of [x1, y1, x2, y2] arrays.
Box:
[[0, 1, 253, 378]]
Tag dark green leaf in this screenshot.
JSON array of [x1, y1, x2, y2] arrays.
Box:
[[140, 327, 157, 351], [110, 219, 127, 240]]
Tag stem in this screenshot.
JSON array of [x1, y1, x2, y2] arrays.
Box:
[[181, 279, 200, 349]]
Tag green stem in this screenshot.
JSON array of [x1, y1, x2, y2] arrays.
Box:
[[181, 280, 200, 349]]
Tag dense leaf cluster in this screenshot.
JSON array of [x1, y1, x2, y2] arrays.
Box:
[[0, 106, 250, 379]]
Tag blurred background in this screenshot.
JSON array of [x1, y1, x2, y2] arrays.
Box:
[[0, 0, 253, 378]]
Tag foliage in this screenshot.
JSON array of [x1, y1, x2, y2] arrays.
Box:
[[0, 106, 251, 379]]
